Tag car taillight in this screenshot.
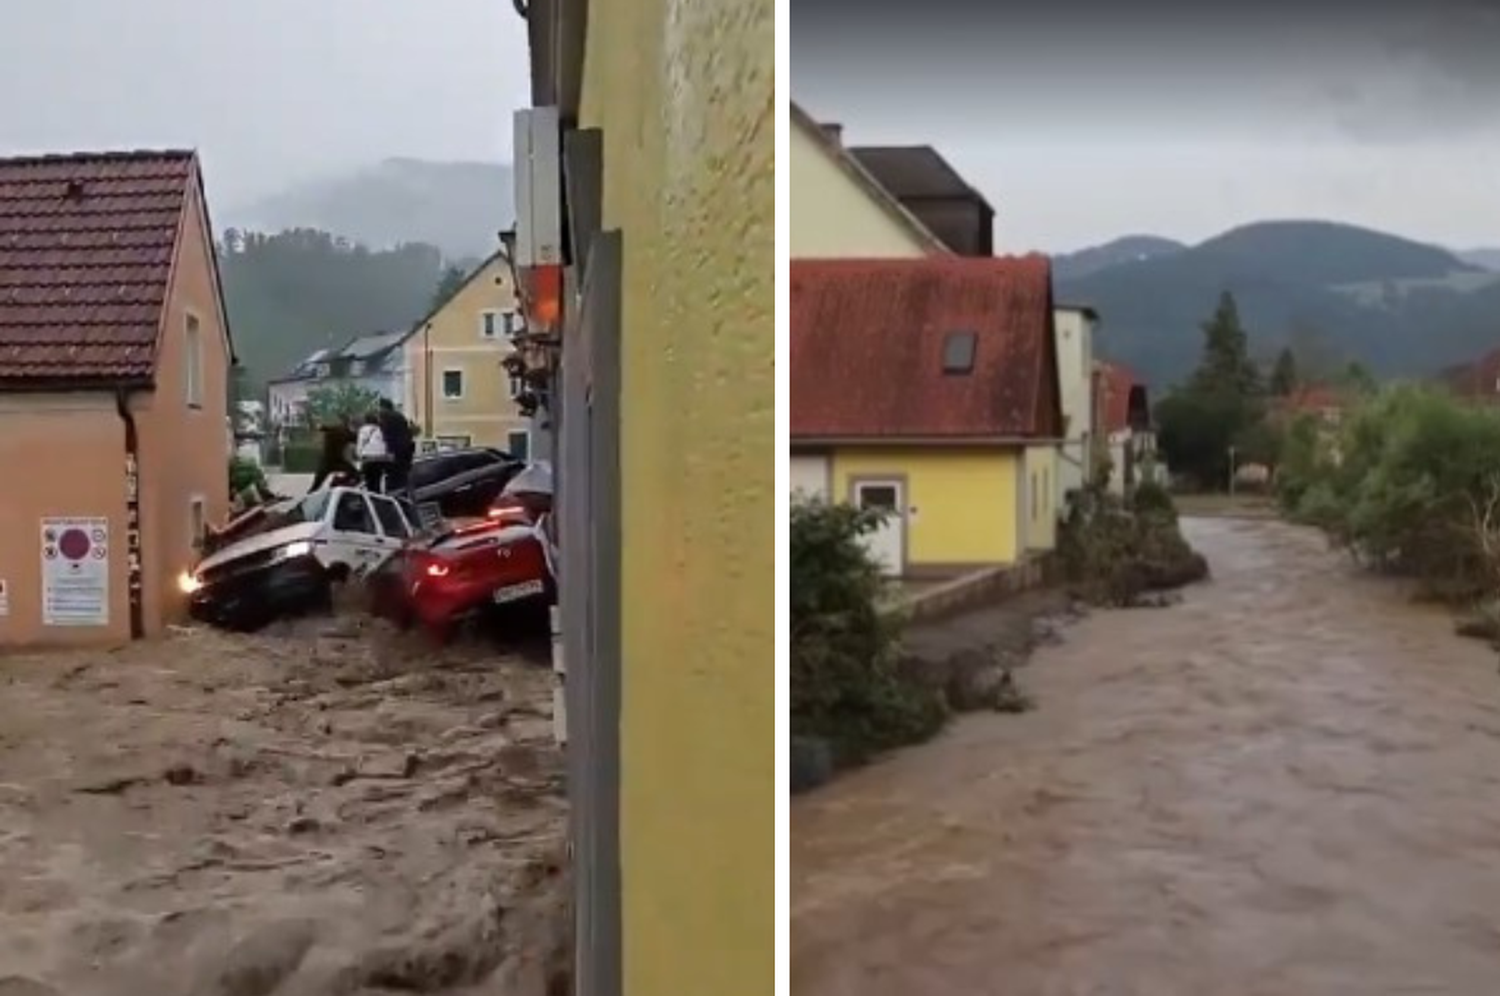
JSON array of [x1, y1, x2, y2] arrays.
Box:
[[425, 561, 450, 578]]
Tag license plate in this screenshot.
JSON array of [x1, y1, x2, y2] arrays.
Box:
[[492, 579, 545, 604]]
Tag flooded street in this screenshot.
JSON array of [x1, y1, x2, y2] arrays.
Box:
[[0, 618, 568, 995], [793, 517, 1500, 996]]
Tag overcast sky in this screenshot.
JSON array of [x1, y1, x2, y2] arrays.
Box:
[[0, 0, 529, 209], [793, 0, 1500, 253]]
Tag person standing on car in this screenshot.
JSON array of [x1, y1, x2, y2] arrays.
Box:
[[309, 417, 357, 493], [377, 398, 416, 496], [355, 412, 392, 492]]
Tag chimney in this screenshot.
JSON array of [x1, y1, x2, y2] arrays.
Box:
[[820, 123, 843, 146]]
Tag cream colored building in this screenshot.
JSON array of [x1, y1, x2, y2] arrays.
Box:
[[790, 102, 948, 259], [1053, 305, 1100, 509], [401, 251, 533, 456]]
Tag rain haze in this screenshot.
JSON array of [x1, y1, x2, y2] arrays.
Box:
[[792, 0, 1500, 252], [0, 0, 529, 209]]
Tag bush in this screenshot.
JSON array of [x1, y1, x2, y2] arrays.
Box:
[[229, 456, 267, 496], [790, 499, 946, 766], [280, 443, 323, 474], [1060, 487, 1208, 605], [1284, 385, 1500, 598]]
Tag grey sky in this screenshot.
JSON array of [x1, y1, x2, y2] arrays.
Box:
[[0, 0, 529, 208], [793, 0, 1500, 253]]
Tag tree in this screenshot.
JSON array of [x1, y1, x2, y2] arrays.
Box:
[[1189, 291, 1262, 399], [1270, 347, 1299, 397], [430, 264, 468, 311], [303, 382, 384, 428], [1156, 292, 1268, 488]]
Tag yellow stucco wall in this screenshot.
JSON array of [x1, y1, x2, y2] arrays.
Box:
[[578, 0, 772, 993], [1024, 445, 1058, 551], [790, 119, 937, 259], [832, 448, 1022, 567], [403, 255, 530, 450]]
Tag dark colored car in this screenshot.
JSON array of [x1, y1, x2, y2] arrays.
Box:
[[409, 447, 524, 518]]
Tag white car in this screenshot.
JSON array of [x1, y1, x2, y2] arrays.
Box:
[[184, 486, 421, 630]]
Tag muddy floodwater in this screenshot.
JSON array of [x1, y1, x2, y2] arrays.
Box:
[[793, 517, 1500, 996], [0, 616, 568, 996]]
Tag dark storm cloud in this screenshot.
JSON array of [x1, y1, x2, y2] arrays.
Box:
[[791, 0, 1500, 250]]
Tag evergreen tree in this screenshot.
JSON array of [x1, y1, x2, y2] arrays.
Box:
[[1270, 347, 1299, 397], [1190, 291, 1262, 399]]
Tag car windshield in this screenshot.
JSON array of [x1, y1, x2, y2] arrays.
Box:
[[501, 460, 553, 497], [284, 490, 331, 524]]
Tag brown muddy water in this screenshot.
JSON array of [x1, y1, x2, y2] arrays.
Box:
[[793, 517, 1500, 996], [0, 616, 568, 995]]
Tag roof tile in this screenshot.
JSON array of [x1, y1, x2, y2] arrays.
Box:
[[0, 150, 196, 386], [791, 256, 1060, 439]]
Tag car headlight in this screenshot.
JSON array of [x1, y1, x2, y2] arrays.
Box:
[[177, 571, 201, 594], [276, 540, 314, 561]]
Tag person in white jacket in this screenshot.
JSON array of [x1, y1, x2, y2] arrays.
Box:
[[355, 412, 392, 492]]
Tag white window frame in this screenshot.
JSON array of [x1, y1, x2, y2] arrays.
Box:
[[480, 310, 501, 340], [189, 495, 207, 550], [184, 313, 203, 409], [507, 427, 531, 460], [508, 373, 527, 400], [441, 367, 465, 401], [501, 308, 520, 338]]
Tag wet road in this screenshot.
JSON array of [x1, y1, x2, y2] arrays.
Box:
[[792, 518, 1500, 996]]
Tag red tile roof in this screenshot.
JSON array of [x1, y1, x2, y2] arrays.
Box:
[[1096, 362, 1144, 434], [1441, 347, 1500, 400], [0, 150, 199, 387], [791, 256, 1062, 440]]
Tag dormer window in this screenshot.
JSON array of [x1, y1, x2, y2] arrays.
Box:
[[942, 331, 977, 374]]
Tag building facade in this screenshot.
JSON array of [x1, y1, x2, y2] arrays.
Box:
[[402, 251, 532, 455], [0, 150, 233, 646]]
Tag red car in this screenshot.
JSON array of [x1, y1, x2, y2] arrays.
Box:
[[369, 462, 556, 641]]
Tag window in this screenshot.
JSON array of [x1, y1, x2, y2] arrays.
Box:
[[371, 496, 412, 538], [507, 428, 531, 461], [480, 310, 500, 339], [333, 492, 376, 534], [435, 434, 473, 451], [502, 309, 520, 337], [184, 314, 203, 408], [508, 373, 527, 400], [441, 369, 465, 400], [189, 496, 206, 549], [942, 331, 977, 374]]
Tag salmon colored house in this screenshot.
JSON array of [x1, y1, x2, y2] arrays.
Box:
[[0, 150, 234, 647]]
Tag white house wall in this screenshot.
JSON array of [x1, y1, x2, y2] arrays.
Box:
[[1053, 307, 1096, 507], [790, 454, 831, 501]]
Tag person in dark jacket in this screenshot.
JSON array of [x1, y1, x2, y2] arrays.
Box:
[[308, 418, 357, 493], [376, 399, 416, 495]]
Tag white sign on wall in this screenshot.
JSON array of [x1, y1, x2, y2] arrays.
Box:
[[40, 517, 110, 627]]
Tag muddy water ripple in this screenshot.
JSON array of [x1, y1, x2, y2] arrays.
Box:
[[793, 518, 1500, 996]]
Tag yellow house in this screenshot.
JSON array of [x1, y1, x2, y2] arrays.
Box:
[[523, 0, 771, 994], [400, 251, 533, 455], [791, 256, 1064, 576], [790, 101, 949, 259]]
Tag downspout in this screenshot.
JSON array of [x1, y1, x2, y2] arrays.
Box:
[[115, 387, 145, 641], [424, 323, 434, 442]]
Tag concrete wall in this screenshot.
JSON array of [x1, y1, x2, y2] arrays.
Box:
[[403, 255, 529, 448], [831, 447, 1023, 570], [578, 0, 773, 993], [790, 118, 936, 259], [1053, 308, 1095, 505]]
